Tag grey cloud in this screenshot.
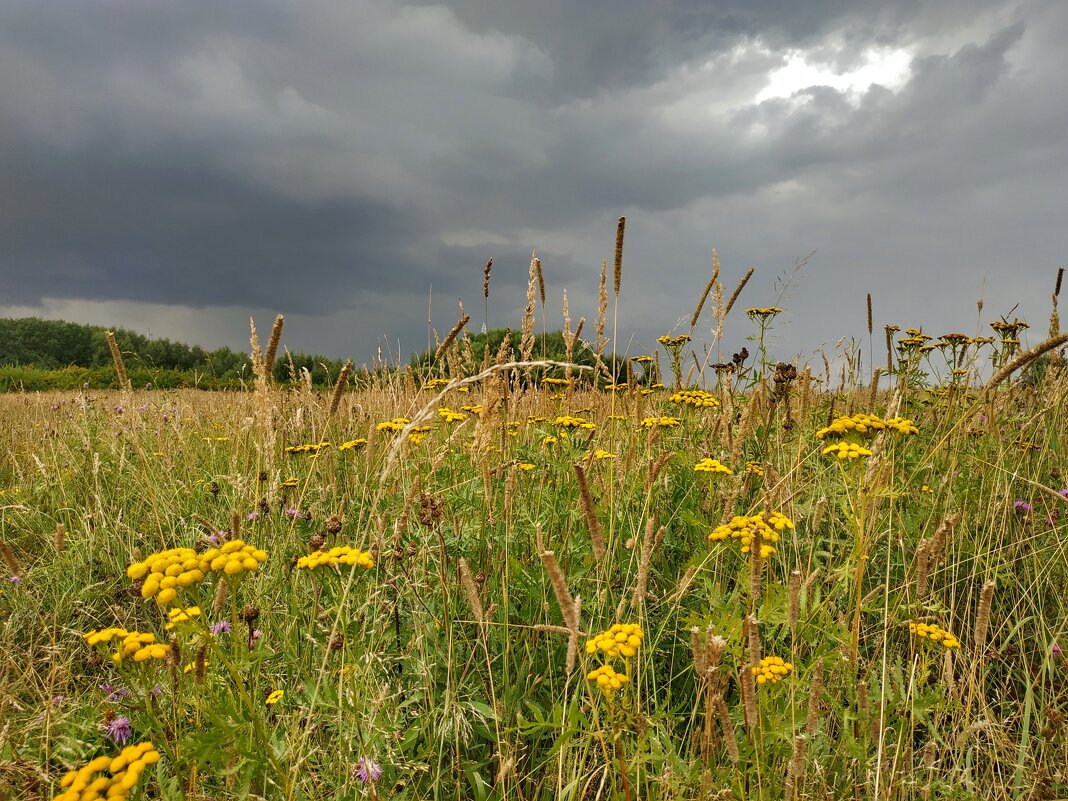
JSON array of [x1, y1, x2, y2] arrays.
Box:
[[1, 0, 1066, 362]]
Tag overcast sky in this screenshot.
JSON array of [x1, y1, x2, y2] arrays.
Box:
[[1, 0, 1066, 368]]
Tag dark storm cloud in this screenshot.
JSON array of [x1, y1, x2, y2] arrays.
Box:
[[0, 0, 1066, 360]]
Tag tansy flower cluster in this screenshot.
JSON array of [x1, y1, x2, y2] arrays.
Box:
[[200, 540, 268, 578], [909, 621, 961, 649], [669, 389, 720, 408], [424, 377, 452, 389], [695, 458, 732, 475], [542, 377, 572, 386], [586, 664, 629, 696], [337, 438, 368, 451], [752, 655, 793, 685], [586, 449, 615, 460], [657, 334, 691, 347], [746, 461, 764, 477], [84, 628, 168, 663], [437, 407, 466, 423], [640, 416, 680, 428], [126, 548, 208, 606], [164, 606, 201, 630], [296, 545, 374, 570], [553, 415, 596, 430], [816, 413, 919, 440], [285, 441, 330, 454], [56, 742, 160, 801], [375, 418, 410, 432], [586, 623, 643, 659], [745, 307, 783, 318], [822, 442, 874, 460], [709, 511, 794, 558]]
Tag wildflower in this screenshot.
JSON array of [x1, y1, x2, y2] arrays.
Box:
[[56, 741, 160, 801], [376, 417, 411, 432], [210, 621, 232, 636], [8, 575, 20, 586], [516, 462, 535, 471], [543, 435, 558, 445], [99, 683, 130, 703], [909, 621, 961, 649], [296, 545, 374, 571], [587, 449, 616, 460], [1013, 500, 1033, 516], [200, 540, 269, 579], [921, 485, 933, 494], [640, 416, 681, 428], [822, 442, 873, 460], [425, 377, 452, 389], [745, 461, 764, 477], [106, 716, 133, 745], [694, 458, 732, 475], [542, 377, 572, 386], [126, 547, 211, 605], [461, 404, 484, 414], [279, 478, 299, 489], [586, 623, 643, 659], [437, 407, 467, 423], [265, 689, 284, 705], [283, 507, 302, 520], [709, 511, 794, 558], [586, 663, 629, 696], [1053, 643, 1063, 658], [554, 415, 596, 430], [337, 438, 368, 451], [669, 389, 719, 408], [657, 334, 691, 347], [745, 307, 783, 319], [751, 655, 793, 685], [164, 606, 201, 631], [354, 756, 383, 783]]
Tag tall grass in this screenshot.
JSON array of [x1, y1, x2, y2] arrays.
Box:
[[1, 252, 1067, 800]]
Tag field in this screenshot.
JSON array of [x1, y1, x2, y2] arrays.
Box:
[[2, 287, 1068, 800]]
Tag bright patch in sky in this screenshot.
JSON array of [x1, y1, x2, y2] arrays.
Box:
[[757, 46, 913, 103]]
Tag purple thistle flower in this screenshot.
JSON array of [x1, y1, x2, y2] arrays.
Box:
[[98, 683, 130, 703], [211, 620, 232, 636], [106, 716, 133, 745], [8, 575, 20, 586], [1013, 500, 1033, 515], [354, 756, 383, 783], [283, 507, 302, 520], [249, 629, 263, 649]]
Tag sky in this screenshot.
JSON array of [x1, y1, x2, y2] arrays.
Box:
[[1, 0, 1066, 369]]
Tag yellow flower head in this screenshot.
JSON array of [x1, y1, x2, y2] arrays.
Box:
[[640, 416, 681, 429], [164, 606, 201, 631], [585, 623, 644, 659], [751, 655, 793, 684], [127, 547, 210, 606], [586, 663, 630, 696], [296, 545, 374, 571], [56, 742, 161, 801], [200, 540, 268, 579], [337, 438, 368, 451], [909, 621, 961, 649], [376, 417, 411, 432], [709, 511, 793, 558], [554, 415, 596, 430], [822, 442, 874, 460], [694, 457, 732, 475], [657, 334, 691, 347], [266, 689, 284, 705], [669, 389, 719, 408]]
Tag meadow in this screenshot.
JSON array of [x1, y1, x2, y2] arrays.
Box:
[[2, 251, 1068, 800]]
